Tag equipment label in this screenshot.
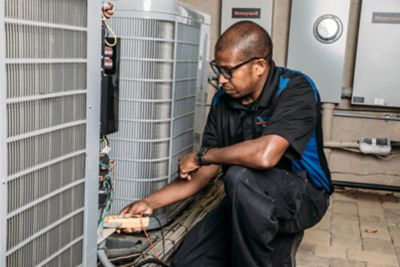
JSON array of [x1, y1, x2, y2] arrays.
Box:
[[232, 8, 261, 19], [372, 12, 400, 24]]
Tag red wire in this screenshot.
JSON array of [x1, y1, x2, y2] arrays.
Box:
[[140, 213, 161, 260]]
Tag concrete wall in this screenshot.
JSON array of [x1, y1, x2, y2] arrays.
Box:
[[180, 0, 400, 188]]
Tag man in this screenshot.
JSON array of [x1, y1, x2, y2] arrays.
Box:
[[120, 21, 332, 267]]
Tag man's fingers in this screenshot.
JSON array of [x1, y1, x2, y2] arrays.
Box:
[[119, 206, 129, 215]]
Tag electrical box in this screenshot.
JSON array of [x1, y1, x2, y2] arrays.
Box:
[[221, 0, 273, 34], [287, 0, 350, 103], [100, 37, 120, 136], [352, 0, 400, 108]]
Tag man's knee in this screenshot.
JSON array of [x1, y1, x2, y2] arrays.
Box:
[[224, 166, 253, 197]]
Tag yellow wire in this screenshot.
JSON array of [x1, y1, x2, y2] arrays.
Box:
[[102, 15, 117, 47]]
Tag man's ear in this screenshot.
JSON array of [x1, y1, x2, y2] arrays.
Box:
[[255, 60, 268, 76]]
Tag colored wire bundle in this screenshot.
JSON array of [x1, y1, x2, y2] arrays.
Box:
[[102, 1, 117, 47]]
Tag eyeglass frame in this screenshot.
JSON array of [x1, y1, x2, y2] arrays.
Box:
[[210, 55, 268, 80]]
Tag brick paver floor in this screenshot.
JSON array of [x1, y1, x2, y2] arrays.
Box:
[[296, 189, 400, 267]]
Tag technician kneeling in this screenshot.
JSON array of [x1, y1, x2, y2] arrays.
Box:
[[120, 21, 332, 267]]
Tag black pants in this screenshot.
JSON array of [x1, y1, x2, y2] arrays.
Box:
[[171, 166, 329, 267]]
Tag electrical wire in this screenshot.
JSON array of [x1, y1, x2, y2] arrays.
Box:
[[140, 214, 160, 260], [109, 253, 142, 263], [98, 145, 115, 226], [150, 215, 166, 259], [135, 258, 170, 267], [332, 170, 400, 177], [102, 1, 118, 47]]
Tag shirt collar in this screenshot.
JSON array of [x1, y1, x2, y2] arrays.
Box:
[[227, 60, 280, 111]]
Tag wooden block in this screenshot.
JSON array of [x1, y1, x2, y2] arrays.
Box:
[[103, 215, 150, 228]]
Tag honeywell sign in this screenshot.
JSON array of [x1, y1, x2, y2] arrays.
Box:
[[232, 8, 261, 19]]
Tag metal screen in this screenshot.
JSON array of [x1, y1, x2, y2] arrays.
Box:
[[108, 8, 203, 220], [0, 0, 98, 266]]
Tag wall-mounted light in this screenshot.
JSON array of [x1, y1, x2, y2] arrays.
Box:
[[313, 14, 343, 44]]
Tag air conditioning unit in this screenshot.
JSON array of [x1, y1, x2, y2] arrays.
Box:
[[107, 0, 210, 225], [0, 0, 101, 266]]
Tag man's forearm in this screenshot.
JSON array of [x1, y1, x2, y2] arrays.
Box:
[[144, 164, 220, 210], [203, 135, 289, 169]]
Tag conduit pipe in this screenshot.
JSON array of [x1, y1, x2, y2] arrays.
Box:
[[322, 103, 336, 162], [324, 141, 358, 148], [334, 111, 400, 121]]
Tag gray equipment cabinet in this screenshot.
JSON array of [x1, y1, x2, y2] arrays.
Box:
[[352, 0, 400, 108], [287, 0, 350, 103]]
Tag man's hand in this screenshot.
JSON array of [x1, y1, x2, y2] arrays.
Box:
[[179, 152, 200, 180], [118, 199, 153, 233]]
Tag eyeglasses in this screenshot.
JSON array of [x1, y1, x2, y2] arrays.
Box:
[[210, 56, 265, 80]]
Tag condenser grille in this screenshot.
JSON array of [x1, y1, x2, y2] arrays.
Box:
[[42, 240, 83, 267], [109, 14, 202, 215], [6, 212, 84, 267], [2, 0, 89, 264], [109, 18, 174, 39], [7, 154, 85, 213], [6, 63, 86, 98], [111, 139, 170, 159], [114, 179, 168, 200], [175, 79, 196, 99], [177, 23, 200, 44], [172, 131, 194, 156], [114, 159, 169, 180], [120, 60, 173, 80], [7, 124, 86, 175], [120, 39, 174, 59], [119, 80, 172, 100], [117, 120, 170, 140], [7, 183, 84, 250], [7, 94, 86, 137], [5, 0, 87, 27], [5, 23, 87, 59], [175, 62, 198, 80], [174, 97, 196, 118], [119, 100, 171, 120], [173, 113, 195, 137]]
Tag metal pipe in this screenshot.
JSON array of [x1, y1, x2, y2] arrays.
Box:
[[322, 103, 336, 163], [324, 141, 358, 148], [333, 180, 400, 192], [334, 111, 400, 121], [322, 103, 336, 141]]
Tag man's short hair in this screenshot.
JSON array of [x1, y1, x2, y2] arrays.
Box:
[[215, 21, 273, 63]]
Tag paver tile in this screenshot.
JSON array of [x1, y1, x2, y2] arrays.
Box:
[[347, 249, 398, 265], [333, 192, 358, 203], [388, 225, 400, 245], [362, 238, 396, 255], [296, 191, 400, 267], [332, 200, 358, 215], [330, 258, 366, 267], [360, 225, 391, 241], [302, 229, 331, 246], [384, 209, 400, 225], [314, 244, 346, 259]]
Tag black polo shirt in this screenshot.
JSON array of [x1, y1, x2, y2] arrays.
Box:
[[201, 61, 333, 193]]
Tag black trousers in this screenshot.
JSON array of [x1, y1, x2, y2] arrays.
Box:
[[171, 166, 329, 267]]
